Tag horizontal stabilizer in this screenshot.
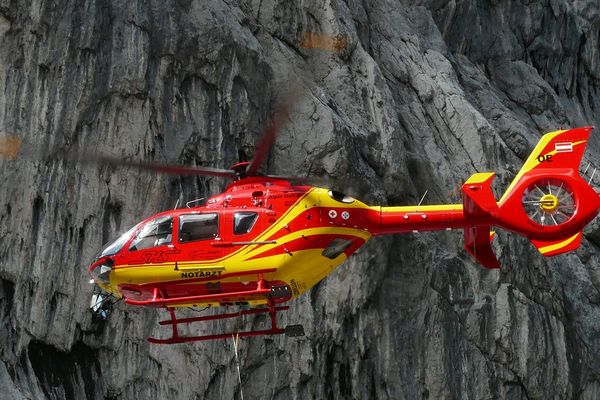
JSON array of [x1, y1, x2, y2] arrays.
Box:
[[530, 232, 583, 256], [464, 226, 500, 269], [462, 172, 499, 218]]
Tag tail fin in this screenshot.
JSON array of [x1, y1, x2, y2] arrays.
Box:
[[499, 127, 593, 204]]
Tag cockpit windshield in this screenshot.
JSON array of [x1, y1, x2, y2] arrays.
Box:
[[129, 216, 173, 251], [98, 223, 141, 258]]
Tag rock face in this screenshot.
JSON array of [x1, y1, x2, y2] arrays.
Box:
[[1, 1, 599, 399]]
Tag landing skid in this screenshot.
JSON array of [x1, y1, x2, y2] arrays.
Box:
[[142, 273, 305, 344], [148, 299, 305, 344]]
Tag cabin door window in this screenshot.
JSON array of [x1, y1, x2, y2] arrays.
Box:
[[179, 214, 219, 243], [233, 212, 259, 235]]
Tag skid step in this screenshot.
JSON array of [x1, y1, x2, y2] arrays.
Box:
[[285, 324, 305, 337]]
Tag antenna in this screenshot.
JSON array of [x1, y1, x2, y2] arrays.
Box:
[[186, 198, 205, 208], [583, 162, 591, 175], [415, 190, 428, 212], [174, 198, 180, 210], [582, 160, 598, 185], [589, 168, 597, 185]]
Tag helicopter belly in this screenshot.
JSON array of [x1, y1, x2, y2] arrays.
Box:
[[271, 248, 350, 297], [265, 228, 372, 296]]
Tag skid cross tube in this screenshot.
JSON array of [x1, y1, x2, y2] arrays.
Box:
[[148, 297, 288, 344], [158, 306, 290, 326]]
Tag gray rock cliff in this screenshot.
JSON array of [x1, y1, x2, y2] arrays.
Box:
[[1, 0, 599, 399]]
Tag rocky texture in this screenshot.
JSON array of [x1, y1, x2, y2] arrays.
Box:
[[1, 0, 600, 399]]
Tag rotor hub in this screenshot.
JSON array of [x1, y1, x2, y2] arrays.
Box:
[[522, 178, 575, 226], [230, 161, 250, 179], [539, 194, 559, 212]]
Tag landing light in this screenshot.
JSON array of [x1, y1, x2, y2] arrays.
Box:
[[90, 262, 112, 285]]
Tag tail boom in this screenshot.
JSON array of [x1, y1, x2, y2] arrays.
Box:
[[365, 127, 600, 267]]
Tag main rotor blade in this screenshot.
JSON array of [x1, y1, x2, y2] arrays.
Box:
[[246, 88, 301, 176], [246, 111, 287, 176], [2, 136, 237, 178], [263, 173, 331, 186], [77, 154, 237, 178]]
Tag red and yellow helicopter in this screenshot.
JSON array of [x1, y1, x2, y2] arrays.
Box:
[[2, 123, 599, 344]]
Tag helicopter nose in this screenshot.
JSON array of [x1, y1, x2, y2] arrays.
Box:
[[88, 258, 116, 319], [89, 257, 114, 287]]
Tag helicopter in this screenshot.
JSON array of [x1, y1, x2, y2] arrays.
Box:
[[2, 122, 599, 344]]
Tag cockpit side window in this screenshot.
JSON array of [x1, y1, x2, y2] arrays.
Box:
[[234, 212, 258, 235], [98, 223, 140, 258], [179, 214, 219, 243], [129, 216, 173, 251]]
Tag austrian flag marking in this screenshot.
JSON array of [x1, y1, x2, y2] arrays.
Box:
[[555, 142, 573, 153]]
